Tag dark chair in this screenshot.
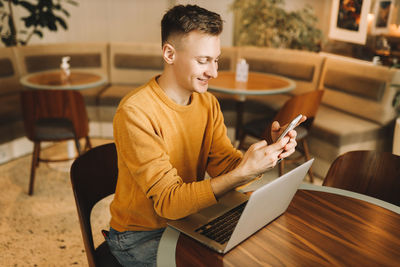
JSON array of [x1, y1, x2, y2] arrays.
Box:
[[70, 143, 122, 267], [238, 90, 324, 183], [20, 89, 92, 195], [323, 150, 400, 206]]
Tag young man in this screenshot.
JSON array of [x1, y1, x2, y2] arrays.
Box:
[[106, 4, 304, 266]]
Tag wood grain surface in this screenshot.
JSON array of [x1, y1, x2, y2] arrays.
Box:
[[209, 71, 291, 91], [26, 71, 101, 86], [175, 190, 400, 266]]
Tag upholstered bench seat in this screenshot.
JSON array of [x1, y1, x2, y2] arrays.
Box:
[[97, 84, 137, 123], [309, 104, 393, 177], [0, 93, 24, 144]]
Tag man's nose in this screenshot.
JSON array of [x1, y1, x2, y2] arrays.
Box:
[[207, 62, 218, 78]]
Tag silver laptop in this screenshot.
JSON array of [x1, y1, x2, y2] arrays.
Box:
[[167, 159, 314, 254]]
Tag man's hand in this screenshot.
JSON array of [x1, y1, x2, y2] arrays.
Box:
[[235, 138, 289, 181], [210, 116, 307, 198], [270, 115, 306, 160]]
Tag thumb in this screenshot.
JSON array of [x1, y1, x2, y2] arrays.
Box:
[[271, 121, 280, 132]]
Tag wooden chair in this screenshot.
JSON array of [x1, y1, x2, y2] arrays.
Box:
[[238, 90, 324, 183], [70, 143, 122, 267], [323, 151, 400, 206], [20, 89, 91, 195]]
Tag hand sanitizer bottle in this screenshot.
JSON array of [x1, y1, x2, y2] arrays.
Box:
[[235, 58, 249, 82], [60, 56, 71, 82]]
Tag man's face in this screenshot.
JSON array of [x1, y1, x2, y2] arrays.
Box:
[[172, 31, 221, 94]]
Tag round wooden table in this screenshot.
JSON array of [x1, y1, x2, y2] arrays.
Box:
[[20, 69, 107, 90], [157, 184, 400, 267], [208, 71, 295, 140]]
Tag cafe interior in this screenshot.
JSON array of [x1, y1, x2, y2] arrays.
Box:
[[0, 0, 399, 266]]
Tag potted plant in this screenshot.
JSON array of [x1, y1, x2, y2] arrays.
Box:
[[231, 0, 322, 51], [0, 0, 77, 47]]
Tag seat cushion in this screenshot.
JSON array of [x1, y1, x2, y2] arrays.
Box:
[[308, 104, 394, 170], [99, 84, 138, 106], [34, 118, 76, 141], [310, 105, 391, 147]]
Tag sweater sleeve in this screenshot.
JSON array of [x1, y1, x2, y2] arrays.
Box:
[[114, 106, 217, 220], [206, 96, 243, 177]]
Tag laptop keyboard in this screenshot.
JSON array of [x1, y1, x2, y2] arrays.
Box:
[[195, 201, 247, 244]]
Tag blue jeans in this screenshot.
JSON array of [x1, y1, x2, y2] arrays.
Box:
[[105, 227, 165, 267]]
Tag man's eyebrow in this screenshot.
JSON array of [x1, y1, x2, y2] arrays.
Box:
[[196, 55, 221, 60]]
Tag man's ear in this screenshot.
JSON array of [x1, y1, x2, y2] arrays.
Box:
[[162, 43, 176, 64]]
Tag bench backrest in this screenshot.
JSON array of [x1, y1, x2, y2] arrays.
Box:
[[15, 43, 109, 77], [318, 54, 397, 125], [0, 47, 22, 95], [237, 46, 325, 95]]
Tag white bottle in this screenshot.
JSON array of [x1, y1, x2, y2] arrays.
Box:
[[372, 56, 381, 66], [60, 56, 71, 81], [235, 58, 249, 82]]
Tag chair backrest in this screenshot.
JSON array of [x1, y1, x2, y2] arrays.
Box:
[[323, 150, 400, 206], [261, 90, 324, 141], [70, 143, 118, 267], [20, 89, 89, 141], [274, 89, 324, 127]]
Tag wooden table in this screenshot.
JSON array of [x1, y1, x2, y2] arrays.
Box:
[[20, 69, 107, 90], [157, 184, 400, 267], [208, 71, 295, 140]]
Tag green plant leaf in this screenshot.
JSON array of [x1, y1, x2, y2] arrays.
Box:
[[19, 1, 35, 12], [33, 29, 43, 38], [66, 0, 79, 6], [55, 16, 67, 30], [22, 15, 35, 27], [61, 8, 70, 17]]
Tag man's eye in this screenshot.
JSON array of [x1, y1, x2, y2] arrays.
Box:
[[198, 60, 207, 64]]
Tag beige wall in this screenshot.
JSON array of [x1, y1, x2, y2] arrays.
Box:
[[6, 0, 331, 47]]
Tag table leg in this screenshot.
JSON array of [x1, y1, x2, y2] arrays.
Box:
[[235, 100, 244, 141]]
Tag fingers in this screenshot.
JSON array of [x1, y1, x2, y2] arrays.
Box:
[[279, 139, 297, 158], [297, 115, 307, 126], [248, 139, 267, 151], [264, 137, 289, 159], [287, 129, 297, 139]]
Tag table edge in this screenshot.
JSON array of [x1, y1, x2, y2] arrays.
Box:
[[208, 71, 296, 95], [19, 69, 108, 90], [156, 184, 399, 267]]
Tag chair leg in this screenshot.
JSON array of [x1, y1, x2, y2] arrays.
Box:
[[302, 138, 314, 183], [74, 138, 82, 156], [36, 144, 41, 167], [237, 133, 246, 151], [84, 135, 92, 151], [28, 142, 41, 196], [279, 160, 284, 176]]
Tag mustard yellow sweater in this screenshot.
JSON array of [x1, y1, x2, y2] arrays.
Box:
[[110, 77, 243, 231]]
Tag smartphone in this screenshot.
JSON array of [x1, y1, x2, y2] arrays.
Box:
[[277, 114, 303, 141], [276, 114, 302, 163]]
